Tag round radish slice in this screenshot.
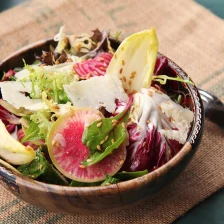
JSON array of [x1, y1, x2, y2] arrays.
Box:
[[47, 108, 127, 183]]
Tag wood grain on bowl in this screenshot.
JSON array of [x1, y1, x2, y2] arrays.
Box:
[[0, 38, 204, 215]]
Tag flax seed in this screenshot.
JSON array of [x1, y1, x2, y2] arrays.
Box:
[[148, 92, 153, 97], [86, 73, 91, 79], [111, 139, 115, 144], [97, 122, 102, 127], [122, 76, 126, 82], [128, 80, 132, 86], [53, 104, 59, 110], [55, 60, 60, 65], [97, 145, 101, 150], [98, 57, 104, 61], [105, 135, 109, 141], [155, 89, 162, 94], [66, 58, 73, 62], [40, 63, 46, 67], [130, 71, 136, 79], [119, 68, 123, 74], [43, 52, 48, 57], [112, 119, 118, 124], [114, 54, 117, 59], [100, 67, 106, 71], [79, 164, 86, 169], [122, 60, 125, 66], [52, 140, 56, 146], [122, 122, 126, 128], [146, 119, 151, 124], [137, 125, 141, 130], [86, 159, 92, 163], [119, 160, 124, 165]]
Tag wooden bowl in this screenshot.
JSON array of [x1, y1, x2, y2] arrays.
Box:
[[0, 38, 204, 215]]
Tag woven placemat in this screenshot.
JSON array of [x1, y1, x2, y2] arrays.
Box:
[[0, 0, 224, 223]]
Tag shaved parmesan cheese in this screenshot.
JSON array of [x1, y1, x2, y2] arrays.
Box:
[[0, 81, 46, 111], [159, 101, 194, 144], [15, 69, 30, 80], [64, 75, 128, 112]]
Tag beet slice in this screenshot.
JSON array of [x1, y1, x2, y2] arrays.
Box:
[[47, 108, 126, 182]]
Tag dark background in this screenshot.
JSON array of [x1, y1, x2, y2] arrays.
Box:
[[0, 0, 223, 223]]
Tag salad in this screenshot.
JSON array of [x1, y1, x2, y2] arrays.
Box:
[[0, 27, 194, 186]]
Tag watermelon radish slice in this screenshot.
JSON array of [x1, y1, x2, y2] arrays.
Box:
[[47, 108, 127, 182], [74, 52, 112, 79]]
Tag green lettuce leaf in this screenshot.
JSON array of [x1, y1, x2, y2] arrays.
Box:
[[30, 110, 52, 139], [21, 121, 44, 144], [23, 61, 74, 104]]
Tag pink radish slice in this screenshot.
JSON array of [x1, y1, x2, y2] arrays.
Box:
[[47, 108, 126, 182], [74, 52, 112, 79]]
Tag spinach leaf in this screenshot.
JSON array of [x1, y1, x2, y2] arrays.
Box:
[[101, 170, 148, 186], [114, 170, 148, 180], [70, 170, 149, 187], [18, 148, 48, 178], [18, 148, 68, 185], [101, 174, 119, 186], [82, 110, 129, 166], [40, 165, 68, 186]]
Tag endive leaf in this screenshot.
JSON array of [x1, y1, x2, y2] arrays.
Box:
[[0, 120, 36, 165], [106, 27, 158, 93]]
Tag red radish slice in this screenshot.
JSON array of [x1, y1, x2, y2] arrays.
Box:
[[47, 108, 127, 182], [74, 52, 113, 79]]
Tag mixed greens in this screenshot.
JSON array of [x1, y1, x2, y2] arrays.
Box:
[[0, 27, 194, 186]]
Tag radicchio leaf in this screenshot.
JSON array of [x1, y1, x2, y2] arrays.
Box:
[[121, 87, 192, 172], [2, 70, 15, 81], [154, 55, 168, 76], [0, 105, 20, 124]]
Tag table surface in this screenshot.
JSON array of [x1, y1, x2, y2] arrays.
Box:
[[0, 0, 223, 223]]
